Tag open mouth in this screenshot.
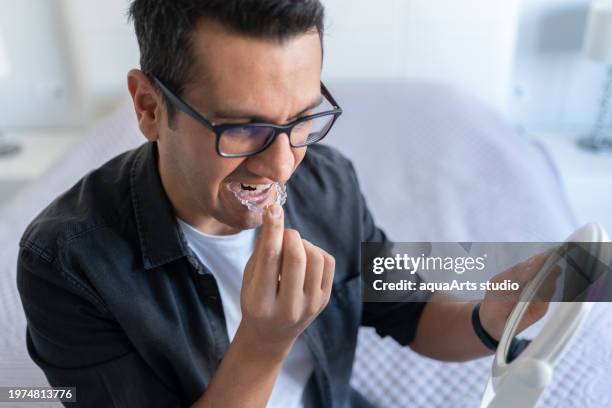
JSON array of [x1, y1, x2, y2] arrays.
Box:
[[227, 181, 287, 213], [239, 182, 273, 195]]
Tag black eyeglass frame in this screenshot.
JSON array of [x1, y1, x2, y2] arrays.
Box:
[[150, 75, 343, 158]]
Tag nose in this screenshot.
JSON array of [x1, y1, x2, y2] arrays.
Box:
[[245, 132, 295, 183]]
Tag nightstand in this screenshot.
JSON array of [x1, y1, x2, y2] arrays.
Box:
[[0, 129, 82, 211], [527, 129, 612, 234]]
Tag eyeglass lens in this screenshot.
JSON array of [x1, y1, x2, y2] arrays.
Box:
[[218, 114, 335, 156]]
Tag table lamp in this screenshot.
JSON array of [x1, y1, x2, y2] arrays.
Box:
[[0, 27, 20, 157], [579, 0, 612, 151]]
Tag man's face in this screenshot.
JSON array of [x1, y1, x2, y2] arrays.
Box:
[[157, 20, 323, 234]]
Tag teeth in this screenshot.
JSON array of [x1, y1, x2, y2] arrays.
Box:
[[241, 189, 268, 197], [232, 183, 287, 214], [241, 183, 272, 192]]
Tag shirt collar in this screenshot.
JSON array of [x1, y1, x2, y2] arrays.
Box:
[[130, 141, 193, 270]]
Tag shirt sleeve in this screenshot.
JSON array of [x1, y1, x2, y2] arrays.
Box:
[[347, 162, 432, 346], [17, 244, 183, 408]]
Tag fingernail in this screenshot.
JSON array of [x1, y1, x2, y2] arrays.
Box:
[[268, 203, 282, 218]]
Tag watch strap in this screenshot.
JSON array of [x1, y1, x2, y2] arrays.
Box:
[[471, 302, 499, 351]]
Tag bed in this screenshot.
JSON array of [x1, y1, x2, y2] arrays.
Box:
[[1, 81, 610, 407]]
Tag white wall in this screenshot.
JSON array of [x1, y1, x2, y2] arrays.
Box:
[[56, 0, 522, 117], [322, 0, 522, 113], [3, 0, 597, 130], [509, 0, 603, 131], [60, 0, 139, 117], [0, 0, 82, 128]]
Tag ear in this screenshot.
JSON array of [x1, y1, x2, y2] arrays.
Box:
[[127, 69, 165, 141]]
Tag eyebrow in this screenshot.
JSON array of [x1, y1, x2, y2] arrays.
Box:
[[211, 95, 324, 123]]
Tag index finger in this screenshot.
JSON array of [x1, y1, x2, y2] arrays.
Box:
[[508, 250, 553, 285], [246, 203, 286, 296], [488, 250, 553, 302], [255, 203, 285, 257]]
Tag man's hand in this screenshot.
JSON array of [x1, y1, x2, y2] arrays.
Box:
[[411, 250, 562, 362], [479, 251, 560, 341], [191, 203, 335, 408], [237, 202, 335, 352]]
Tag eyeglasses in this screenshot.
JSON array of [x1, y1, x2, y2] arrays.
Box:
[[151, 75, 343, 158]]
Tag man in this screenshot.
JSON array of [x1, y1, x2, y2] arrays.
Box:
[[17, 1, 550, 407]]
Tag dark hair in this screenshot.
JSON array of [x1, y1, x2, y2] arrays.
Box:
[[128, 0, 325, 120]]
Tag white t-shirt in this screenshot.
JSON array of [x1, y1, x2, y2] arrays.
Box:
[[177, 218, 314, 408]]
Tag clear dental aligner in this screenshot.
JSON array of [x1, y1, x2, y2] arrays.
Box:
[[232, 182, 287, 213]]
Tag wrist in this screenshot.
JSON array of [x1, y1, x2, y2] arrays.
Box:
[[471, 302, 500, 351], [233, 323, 295, 362], [477, 302, 504, 341]]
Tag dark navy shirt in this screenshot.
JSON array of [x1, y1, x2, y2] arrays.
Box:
[[17, 141, 427, 407]]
